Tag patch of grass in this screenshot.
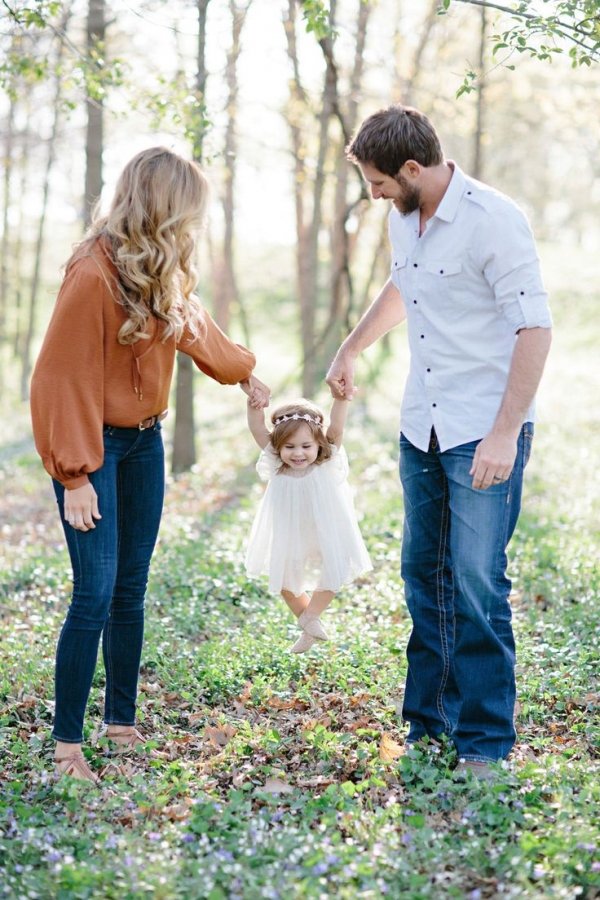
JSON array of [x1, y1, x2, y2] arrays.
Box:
[[1, 284, 599, 898]]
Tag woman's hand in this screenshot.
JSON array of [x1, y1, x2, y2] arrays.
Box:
[[240, 375, 271, 409], [64, 483, 102, 532]]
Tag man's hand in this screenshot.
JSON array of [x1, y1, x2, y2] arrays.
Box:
[[64, 483, 101, 531], [325, 354, 356, 400], [240, 375, 270, 409], [469, 432, 518, 490]]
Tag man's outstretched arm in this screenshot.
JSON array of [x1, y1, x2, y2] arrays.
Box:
[[326, 279, 406, 399]]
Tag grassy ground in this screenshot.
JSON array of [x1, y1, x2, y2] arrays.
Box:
[[0, 256, 599, 898]]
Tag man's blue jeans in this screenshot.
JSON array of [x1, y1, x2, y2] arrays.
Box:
[[51, 423, 165, 743], [399, 424, 533, 762]]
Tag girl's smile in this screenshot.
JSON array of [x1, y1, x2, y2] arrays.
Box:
[[279, 422, 319, 470]]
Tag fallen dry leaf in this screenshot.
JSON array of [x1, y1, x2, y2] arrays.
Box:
[[261, 777, 294, 795], [204, 724, 236, 748], [379, 732, 404, 762]]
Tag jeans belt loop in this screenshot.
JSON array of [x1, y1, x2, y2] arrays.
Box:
[[138, 410, 168, 431]]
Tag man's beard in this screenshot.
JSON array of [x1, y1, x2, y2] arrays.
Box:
[[393, 173, 420, 215]]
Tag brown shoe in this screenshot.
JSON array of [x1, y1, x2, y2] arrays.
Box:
[[105, 726, 146, 752], [455, 760, 496, 781], [55, 752, 100, 784]]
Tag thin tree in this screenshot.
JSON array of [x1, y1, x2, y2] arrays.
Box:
[[172, 0, 211, 475], [84, 0, 106, 227], [212, 0, 253, 342], [20, 5, 73, 401], [472, 2, 488, 179]]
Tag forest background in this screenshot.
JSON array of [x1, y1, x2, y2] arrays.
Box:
[[0, 1, 599, 898]]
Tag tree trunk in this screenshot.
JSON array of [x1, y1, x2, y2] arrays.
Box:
[[84, 0, 105, 228], [213, 0, 252, 344], [20, 6, 72, 401], [472, 3, 487, 180], [0, 82, 16, 392], [283, 0, 339, 397], [171, 0, 210, 475]]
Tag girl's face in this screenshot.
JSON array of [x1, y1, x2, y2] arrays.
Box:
[[278, 422, 319, 470]]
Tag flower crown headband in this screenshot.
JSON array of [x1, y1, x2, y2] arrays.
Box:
[[274, 412, 322, 427]]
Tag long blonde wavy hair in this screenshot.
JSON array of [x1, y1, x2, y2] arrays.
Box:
[[75, 147, 209, 344]]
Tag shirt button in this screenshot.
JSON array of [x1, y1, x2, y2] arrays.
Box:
[[413, 299, 417, 304], [426, 367, 431, 372], [420, 334, 425, 339], [413, 263, 418, 268], [432, 403, 437, 408]]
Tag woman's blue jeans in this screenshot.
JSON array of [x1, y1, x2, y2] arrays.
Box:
[[51, 423, 165, 743], [399, 423, 533, 762]]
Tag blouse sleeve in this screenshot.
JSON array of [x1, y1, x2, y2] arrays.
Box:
[[177, 306, 255, 384], [30, 260, 106, 489]]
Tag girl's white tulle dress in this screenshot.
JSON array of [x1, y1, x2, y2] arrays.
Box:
[[245, 444, 372, 595]]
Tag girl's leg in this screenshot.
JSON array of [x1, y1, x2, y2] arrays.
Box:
[[281, 590, 310, 617], [303, 590, 334, 619], [102, 425, 165, 730]]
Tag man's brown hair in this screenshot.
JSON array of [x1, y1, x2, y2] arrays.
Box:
[[346, 105, 443, 176]]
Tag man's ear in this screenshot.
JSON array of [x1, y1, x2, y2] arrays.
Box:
[[403, 160, 421, 179]]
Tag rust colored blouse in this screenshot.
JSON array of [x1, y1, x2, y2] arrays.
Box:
[[30, 238, 256, 489]]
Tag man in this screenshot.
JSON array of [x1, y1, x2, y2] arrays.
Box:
[[326, 105, 552, 777]]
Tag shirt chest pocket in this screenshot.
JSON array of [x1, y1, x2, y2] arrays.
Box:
[[390, 254, 408, 291], [423, 259, 465, 315]]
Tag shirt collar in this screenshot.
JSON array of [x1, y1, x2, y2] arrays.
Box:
[[433, 161, 467, 224]]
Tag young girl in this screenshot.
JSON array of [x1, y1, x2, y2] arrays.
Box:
[[30, 147, 268, 782], [245, 397, 371, 652]]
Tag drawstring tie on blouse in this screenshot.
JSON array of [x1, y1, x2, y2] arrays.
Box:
[[131, 349, 143, 401]]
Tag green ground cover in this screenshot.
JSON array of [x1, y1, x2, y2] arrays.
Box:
[[0, 265, 598, 898]]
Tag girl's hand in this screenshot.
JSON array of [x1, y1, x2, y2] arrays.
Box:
[[240, 375, 270, 409], [64, 483, 101, 532]]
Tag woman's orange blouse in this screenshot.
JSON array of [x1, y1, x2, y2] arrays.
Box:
[[30, 238, 256, 489]]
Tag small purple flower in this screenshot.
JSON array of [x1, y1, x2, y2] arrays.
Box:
[[147, 832, 161, 842], [402, 833, 413, 846], [311, 862, 329, 876], [591, 862, 600, 873], [46, 850, 62, 863], [104, 834, 118, 850], [182, 833, 195, 844]]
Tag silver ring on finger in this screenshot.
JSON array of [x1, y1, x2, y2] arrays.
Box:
[[493, 475, 503, 482]]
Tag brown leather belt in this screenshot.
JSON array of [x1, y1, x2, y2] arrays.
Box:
[[138, 410, 168, 430]]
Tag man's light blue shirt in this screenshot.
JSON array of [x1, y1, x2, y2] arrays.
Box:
[[388, 162, 552, 453]]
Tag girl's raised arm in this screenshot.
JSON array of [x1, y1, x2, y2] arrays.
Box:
[[247, 402, 271, 450], [325, 398, 352, 448]]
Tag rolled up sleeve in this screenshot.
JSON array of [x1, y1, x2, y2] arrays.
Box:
[[480, 207, 552, 332]]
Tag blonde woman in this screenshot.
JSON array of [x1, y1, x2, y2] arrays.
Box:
[[30, 147, 269, 783]]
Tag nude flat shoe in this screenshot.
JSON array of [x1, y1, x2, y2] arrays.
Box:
[[298, 611, 329, 641], [290, 631, 317, 653]]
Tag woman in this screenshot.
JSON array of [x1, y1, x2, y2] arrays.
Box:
[[30, 147, 269, 782]]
